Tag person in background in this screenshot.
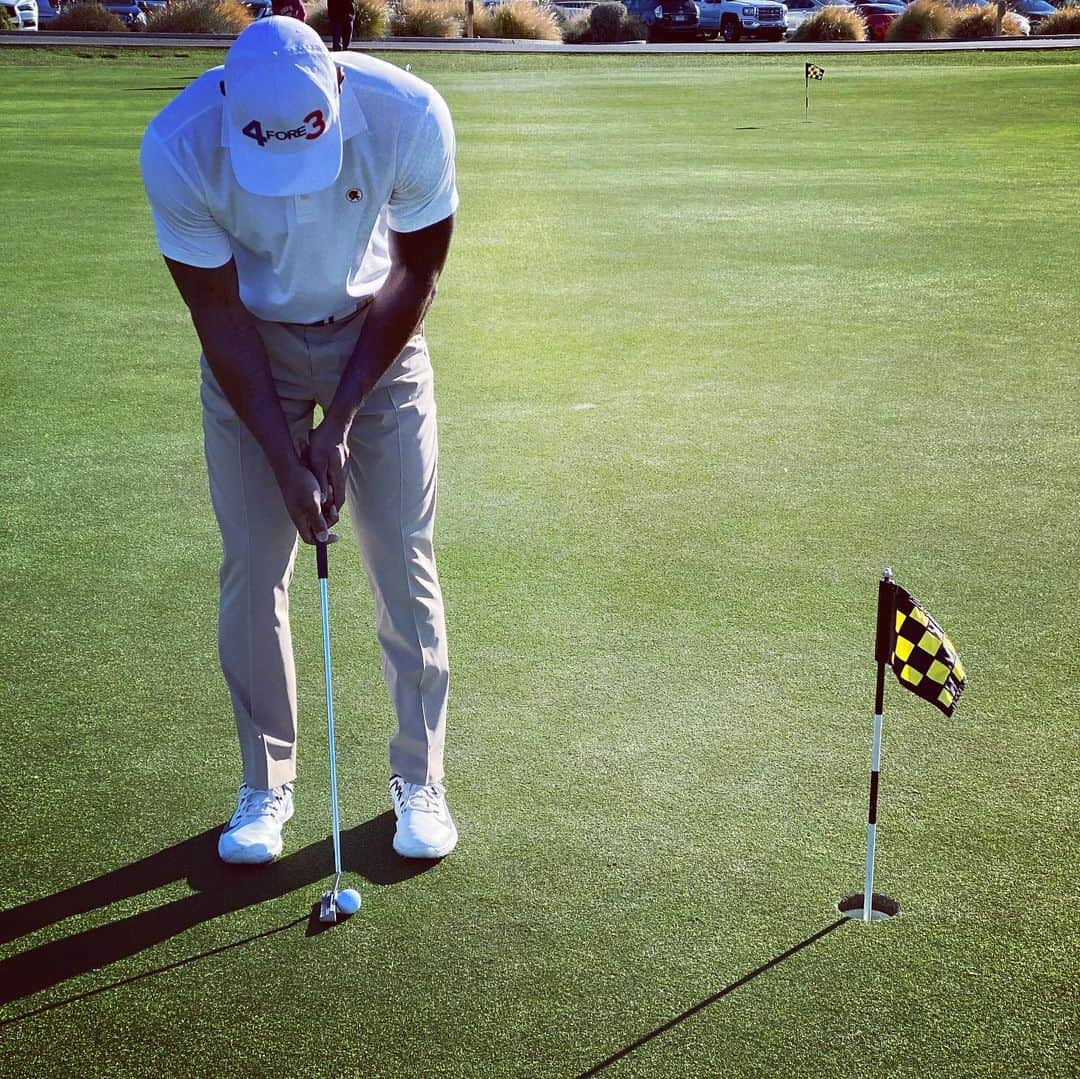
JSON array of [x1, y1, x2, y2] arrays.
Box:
[[272, 0, 307, 21], [328, 0, 355, 51]]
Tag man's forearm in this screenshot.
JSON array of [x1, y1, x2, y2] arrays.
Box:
[[193, 302, 300, 480], [324, 268, 436, 431]]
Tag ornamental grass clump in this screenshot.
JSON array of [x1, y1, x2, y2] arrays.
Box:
[[480, 0, 560, 38], [146, 0, 253, 32], [352, 0, 391, 35], [389, 0, 462, 35], [560, 10, 590, 38], [947, 2, 1026, 38], [305, 2, 331, 32], [791, 3, 867, 39], [884, 0, 953, 40], [50, 1, 130, 30], [1034, 0, 1080, 32], [464, 0, 494, 33]]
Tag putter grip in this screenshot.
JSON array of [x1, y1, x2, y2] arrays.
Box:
[[316, 539, 328, 580]]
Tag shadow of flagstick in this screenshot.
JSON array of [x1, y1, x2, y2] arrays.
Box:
[[576, 917, 850, 1078], [0, 811, 433, 1010]]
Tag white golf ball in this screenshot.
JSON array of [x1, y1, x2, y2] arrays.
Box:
[[336, 888, 362, 915]]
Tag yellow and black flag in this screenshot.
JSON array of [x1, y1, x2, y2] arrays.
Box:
[[890, 585, 967, 717], [806, 63, 825, 81]]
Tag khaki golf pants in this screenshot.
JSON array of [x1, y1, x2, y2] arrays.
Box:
[[199, 302, 448, 791]]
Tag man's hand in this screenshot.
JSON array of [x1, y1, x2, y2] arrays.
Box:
[[303, 418, 351, 530], [276, 460, 333, 546]]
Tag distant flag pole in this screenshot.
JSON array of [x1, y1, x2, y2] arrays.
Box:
[[840, 569, 968, 924], [805, 61, 825, 123]]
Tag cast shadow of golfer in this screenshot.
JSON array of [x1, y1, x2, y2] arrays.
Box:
[[0, 811, 434, 1009]]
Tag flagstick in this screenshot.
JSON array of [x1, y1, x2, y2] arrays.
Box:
[[805, 73, 809, 123], [862, 567, 896, 922]]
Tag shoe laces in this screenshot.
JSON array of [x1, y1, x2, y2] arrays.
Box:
[[397, 779, 444, 814], [234, 783, 290, 824]]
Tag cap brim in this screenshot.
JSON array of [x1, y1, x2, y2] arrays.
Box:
[[227, 124, 343, 198]]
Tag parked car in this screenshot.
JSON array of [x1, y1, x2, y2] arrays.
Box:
[[245, 0, 271, 16], [696, 0, 787, 39], [2, 0, 38, 29], [945, 0, 1030, 32], [623, 0, 700, 39], [35, 0, 64, 26], [782, 0, 848, 36], [852, 1, 902, 38], [102, 0, 148, 27], [1008, 0, 1056, 26], [551, 0, 596, 16]]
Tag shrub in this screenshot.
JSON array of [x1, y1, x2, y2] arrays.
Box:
[[353, 0, 391, 35], [465, 0, 494, 33], [947, 2, 1025, 37], [306, 1, 330, 31], [0, 5, 12, 29], [561, 4, 641, 40], [389, 0, 462, 35], [306, 0, 390, 38], [589, 0, 623, 39], [884, 0, 952, 39], [560, 9, 590, 38], [790, 3, 867, 39], [146, 0, 253, 32], [50, 1, 130, 30], [1036, 1, 1080, 32], [481, 0, 560, 38]]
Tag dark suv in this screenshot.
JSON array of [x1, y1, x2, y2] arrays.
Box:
[[624, 0, 700, 40]]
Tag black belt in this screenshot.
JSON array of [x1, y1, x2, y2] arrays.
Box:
[[282, 298, 371, 328]]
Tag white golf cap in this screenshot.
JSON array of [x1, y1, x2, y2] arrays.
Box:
[[222, 17, 342, 198]]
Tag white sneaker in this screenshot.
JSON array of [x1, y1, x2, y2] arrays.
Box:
[[389, 776, 458, 859], [217, 783, 294, 865]]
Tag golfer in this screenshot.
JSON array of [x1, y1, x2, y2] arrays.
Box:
[[140, 17, 458, 864]]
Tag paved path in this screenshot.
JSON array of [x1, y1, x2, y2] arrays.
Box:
[[3, 30, 1080, 53]]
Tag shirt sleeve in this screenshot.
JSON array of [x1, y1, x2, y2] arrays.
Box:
[[140, 126, 233, 269], [386, 90, 459, 235]]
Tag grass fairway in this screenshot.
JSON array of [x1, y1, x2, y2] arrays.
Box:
[[1, 44, 1077, 1077]]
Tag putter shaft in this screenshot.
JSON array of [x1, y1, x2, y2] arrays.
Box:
[[317, 540, 344, 920]]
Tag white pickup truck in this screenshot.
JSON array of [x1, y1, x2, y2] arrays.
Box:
[[695, 0, 788, 40]]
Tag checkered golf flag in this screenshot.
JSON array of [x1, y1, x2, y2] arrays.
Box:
[[891, 585, 967, 717], [806, 63, 825, 81]]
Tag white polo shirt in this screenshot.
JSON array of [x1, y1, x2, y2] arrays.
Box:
[[140, 53, 458, 324]]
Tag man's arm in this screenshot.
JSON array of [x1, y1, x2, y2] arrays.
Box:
[[306, 214, 454, 513], [164, 256, 333, 544]]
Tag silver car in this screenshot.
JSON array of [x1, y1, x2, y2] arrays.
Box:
[[2, 0, 38, 29]]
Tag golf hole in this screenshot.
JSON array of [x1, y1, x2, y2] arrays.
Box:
[[837, 893, 900, 922]]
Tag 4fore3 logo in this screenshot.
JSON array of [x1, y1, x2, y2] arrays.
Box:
[[243, 109, 327, 148]]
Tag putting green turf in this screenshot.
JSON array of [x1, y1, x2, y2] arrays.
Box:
[[1, 44, 1077, 1077]]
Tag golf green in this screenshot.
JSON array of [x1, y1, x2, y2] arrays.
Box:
[[0, 44, 1076, 1077]]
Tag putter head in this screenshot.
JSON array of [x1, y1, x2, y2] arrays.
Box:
[[319, 889, 338, 924]]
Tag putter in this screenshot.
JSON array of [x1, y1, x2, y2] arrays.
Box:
[[316, 537, 345, 923]]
